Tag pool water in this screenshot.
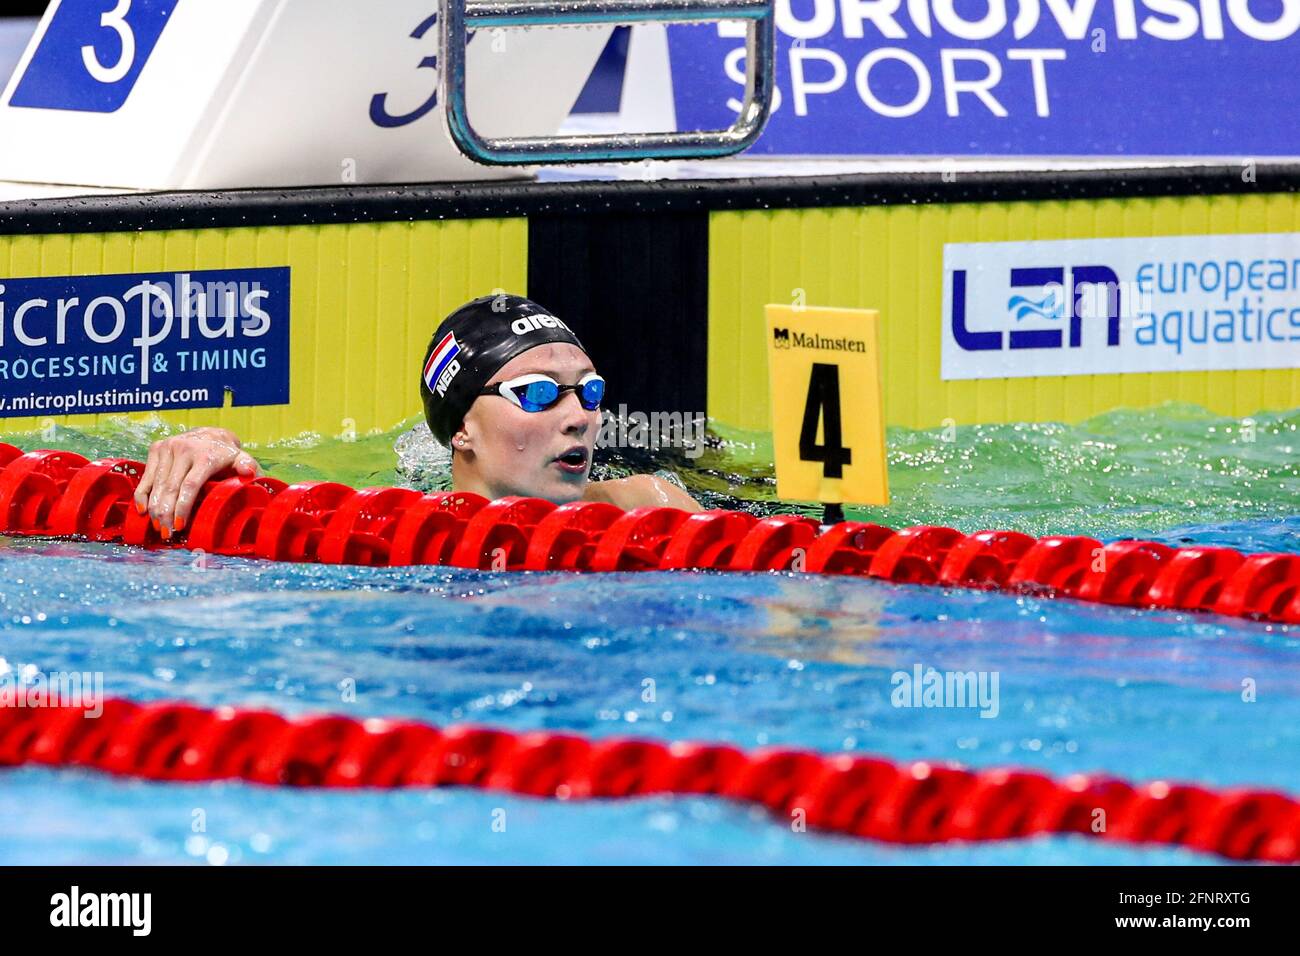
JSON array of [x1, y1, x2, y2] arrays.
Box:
[[0, 404, 1296, 864]]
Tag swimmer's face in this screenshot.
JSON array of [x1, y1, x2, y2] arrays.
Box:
[[454, 343, 599, 504]]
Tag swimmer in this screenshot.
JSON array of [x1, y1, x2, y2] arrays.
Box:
[[134, 294, 702, 536]]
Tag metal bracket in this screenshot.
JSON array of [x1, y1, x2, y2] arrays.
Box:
[[441, 0, 774, 165]]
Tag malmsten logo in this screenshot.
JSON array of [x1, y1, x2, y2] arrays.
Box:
[[772, 327, 866, 352]]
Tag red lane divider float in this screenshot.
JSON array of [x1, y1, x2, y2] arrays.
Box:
[[1, 444, 1298, 623], [0, 696, 1295, 862]]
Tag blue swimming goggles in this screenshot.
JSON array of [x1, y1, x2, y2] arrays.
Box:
[[480, 371, 605, 413]]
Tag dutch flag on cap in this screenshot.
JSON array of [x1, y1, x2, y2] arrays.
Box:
[[423, 331, 461, 393]]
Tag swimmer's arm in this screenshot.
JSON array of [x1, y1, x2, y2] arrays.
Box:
[[583, 474, 703, 513]]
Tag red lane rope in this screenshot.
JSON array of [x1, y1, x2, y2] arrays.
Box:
[[1, 696, 1296, 862], [1, 444, 1297, 623]]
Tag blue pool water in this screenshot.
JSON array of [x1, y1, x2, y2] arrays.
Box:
[[0, 515, 1297, 865]]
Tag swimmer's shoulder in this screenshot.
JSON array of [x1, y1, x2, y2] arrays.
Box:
[[583, 474, 703, 513]]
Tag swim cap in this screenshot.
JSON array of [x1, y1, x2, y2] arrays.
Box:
[[419, 294, 587, 447]]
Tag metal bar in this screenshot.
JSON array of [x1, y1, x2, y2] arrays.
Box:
[[464, 0, 769, 27], [441, 0, 774, 165]]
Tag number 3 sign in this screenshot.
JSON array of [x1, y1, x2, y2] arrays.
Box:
[[765, 304, 889, 507], [10, 0, 180, 113]]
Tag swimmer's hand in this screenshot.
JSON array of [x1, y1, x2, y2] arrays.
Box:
[[583, 474, 703, 513], [134, 427, 259, 537]]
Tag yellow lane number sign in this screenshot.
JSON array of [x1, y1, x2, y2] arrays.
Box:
[[765, 304, 889, 507]]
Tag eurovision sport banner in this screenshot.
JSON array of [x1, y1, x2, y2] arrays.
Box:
[[667, 1, 1300, 155]]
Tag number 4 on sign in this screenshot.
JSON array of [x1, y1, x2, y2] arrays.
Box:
[[764, 304, 889, 507], [799, 363, 853, 479]]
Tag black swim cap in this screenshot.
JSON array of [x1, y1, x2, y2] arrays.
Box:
[[419, 294, 587, 447]]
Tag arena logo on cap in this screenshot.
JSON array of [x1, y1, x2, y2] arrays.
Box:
[[511, 314, 573, 336], [425, 330, 462, 397]]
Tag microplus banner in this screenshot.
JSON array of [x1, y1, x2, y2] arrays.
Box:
[[0, 267, 290, 417], [941, 232, 1300, 380], [667, 0, 1300, 155]]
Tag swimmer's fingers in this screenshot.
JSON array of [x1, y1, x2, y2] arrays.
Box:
[[232, 449, 260, 476], [133, 440, 164, 516], [171, 457, 215, 533], [171, 436, 255, 531], [151, 447, 193, 535], [196, 436, 259, 478], [144, 443, 175, 528], [135, 428, 254, 534]]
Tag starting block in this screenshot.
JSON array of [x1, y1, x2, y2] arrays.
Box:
[[0, 0, 614, 188]]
